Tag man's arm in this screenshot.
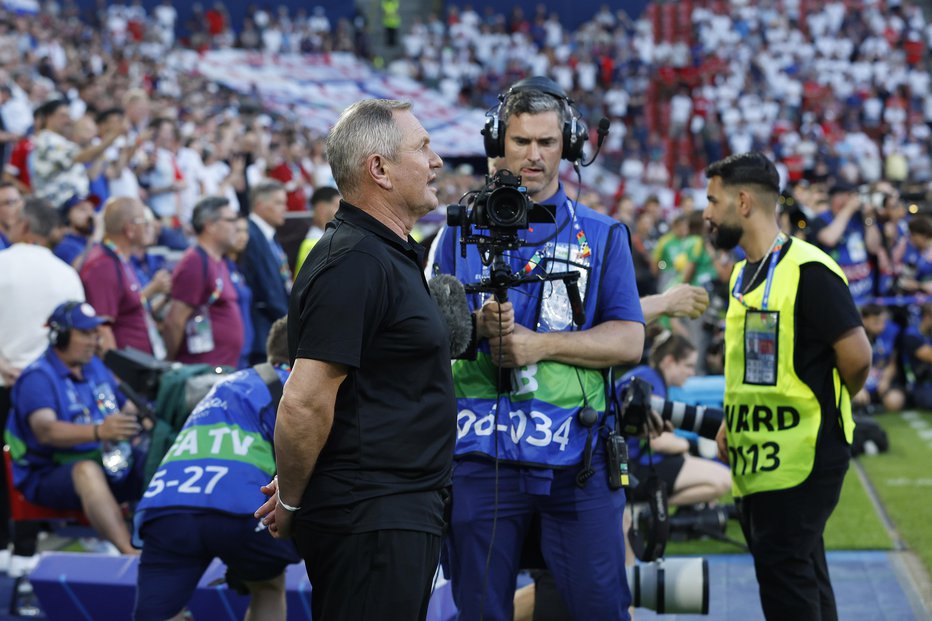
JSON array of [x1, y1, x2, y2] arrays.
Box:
[[487, 318, 644, 369], [28, 407, 140, 448], [73, 128, 122, 165], [162, 299, 194, 360], [816, 198, 859, 248], [834, 326, 872, 396], [640, 284, 710, 324], [272, 357, 348, 538]]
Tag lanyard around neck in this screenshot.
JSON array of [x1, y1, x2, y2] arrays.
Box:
[[732, 234, 787, 310]]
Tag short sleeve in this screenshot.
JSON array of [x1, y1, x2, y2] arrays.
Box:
[[81, 255, 121, 320], [171, 250, 207, 308], [292, 250, 389, 368], [797, 262, 863, 346], [15, 370, 58, 419], [594, 223, 646, 325]]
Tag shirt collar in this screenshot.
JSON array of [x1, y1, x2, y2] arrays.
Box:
[[334, 201, 424, 261], [537, 183, 568, 211], [249, 212, 276, 242]]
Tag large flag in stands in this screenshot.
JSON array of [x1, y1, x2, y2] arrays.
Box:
[[189, 49, 489, 158]]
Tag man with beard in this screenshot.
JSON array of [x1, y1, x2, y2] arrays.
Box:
[[54, 193, 100, 267], [704, 152, 871, 621]]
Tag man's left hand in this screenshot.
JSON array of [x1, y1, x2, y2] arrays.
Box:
[[489, 323, 542, 368], [255, 477, 278, 530]]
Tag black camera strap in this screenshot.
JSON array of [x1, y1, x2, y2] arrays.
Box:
[[629, 470, 669, 562], [629, 408, 672, 561]]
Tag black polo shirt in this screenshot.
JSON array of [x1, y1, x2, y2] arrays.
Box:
[[287, 201, 456, 535]]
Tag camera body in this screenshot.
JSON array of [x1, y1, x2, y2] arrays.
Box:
[[447, 169, 554, 235], [617, 377, 725, 441]]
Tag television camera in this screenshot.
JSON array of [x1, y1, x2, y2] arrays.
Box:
[[446, 169, 585, 325]]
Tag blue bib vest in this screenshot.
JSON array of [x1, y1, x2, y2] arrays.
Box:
[[136, 367, 286, 520], [434, 191, 641, 468]]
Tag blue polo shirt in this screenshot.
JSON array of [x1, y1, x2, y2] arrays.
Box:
[[53, 233, 91, 267], [5, 347, 125, 497]]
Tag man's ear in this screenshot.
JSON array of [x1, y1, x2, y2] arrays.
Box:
[[737, 188, 753, 217], [367, 153, 392, 191]]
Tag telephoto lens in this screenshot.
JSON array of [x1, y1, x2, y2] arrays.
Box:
[[627, 557, 710, 614]]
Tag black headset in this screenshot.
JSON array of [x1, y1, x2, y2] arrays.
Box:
[[482, 76, 588, 163], [48, 301, 82, 349]]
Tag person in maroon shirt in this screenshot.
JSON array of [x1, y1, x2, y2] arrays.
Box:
[[162, 196, 243, 368], [80, 197, 156, 355]]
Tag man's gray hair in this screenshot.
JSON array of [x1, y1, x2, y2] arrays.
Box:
[[22, 197, 58, 239], [501, 89, 569, 127], [191, 196, 231, 234], [251, 179, 285, 207], [326, 99, 411, 196]]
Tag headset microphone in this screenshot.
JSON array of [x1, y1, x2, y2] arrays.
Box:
[[580, 117, 611, 167]]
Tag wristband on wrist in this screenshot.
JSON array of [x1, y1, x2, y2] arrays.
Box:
[[277, 496, 301, 513]]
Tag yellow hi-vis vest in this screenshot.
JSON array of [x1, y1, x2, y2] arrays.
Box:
[[724, 237, 855, 497]]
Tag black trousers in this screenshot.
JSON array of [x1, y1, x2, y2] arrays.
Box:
[[736, 464, 848, 621], [294, 527, 441, 621]]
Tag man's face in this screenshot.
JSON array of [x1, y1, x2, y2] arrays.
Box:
[[61, 327, 101, 366], [862, 313, 886, 338], [389, 110, 443, 220], [46, 106, 71, 135], [256, 189, 287, 228], [210, 206, 240, 253], [502, 111, 562, 202], [68, 200, 96, 236], [316, 196, 340, 226], [73, 115, 97, 146], [704, 176, 744, 251], [0, 187, 24, 234]]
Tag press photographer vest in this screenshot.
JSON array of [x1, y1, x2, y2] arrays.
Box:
[[724, 238, 854, 497], [438, 196, 630, 468]]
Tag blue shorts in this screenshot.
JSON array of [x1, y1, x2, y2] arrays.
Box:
[[133, 511, 301, 621], [24, 454, 145, 510]]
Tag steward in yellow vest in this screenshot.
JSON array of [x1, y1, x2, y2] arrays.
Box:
[[704, 152, 871, 621], [724, 236, 856, 496]]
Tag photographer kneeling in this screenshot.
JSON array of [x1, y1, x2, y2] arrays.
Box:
[[618, 332, 731, 509], [6, 301, 146, 555]]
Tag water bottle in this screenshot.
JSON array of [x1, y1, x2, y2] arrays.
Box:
[[97, 389, 133, 483]]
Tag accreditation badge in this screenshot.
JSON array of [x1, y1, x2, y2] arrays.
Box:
[[744, 311, 779, 386]]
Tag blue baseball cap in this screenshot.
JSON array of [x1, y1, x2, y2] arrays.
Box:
[[47, 301, 110, 331], [59, 193, 101, 217]]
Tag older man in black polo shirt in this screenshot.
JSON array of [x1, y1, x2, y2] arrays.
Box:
[[258, 99, 454, 621]]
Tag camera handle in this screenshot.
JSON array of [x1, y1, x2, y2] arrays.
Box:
[[464, 265, 587, 393]]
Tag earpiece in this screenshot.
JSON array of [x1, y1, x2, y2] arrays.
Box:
[[482, 76, 588, 163], [48, 301, 81, 349]]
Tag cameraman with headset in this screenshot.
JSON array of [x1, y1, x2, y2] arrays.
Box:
[[5, 301, 144, 555], [431, 76, 646, 620]]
